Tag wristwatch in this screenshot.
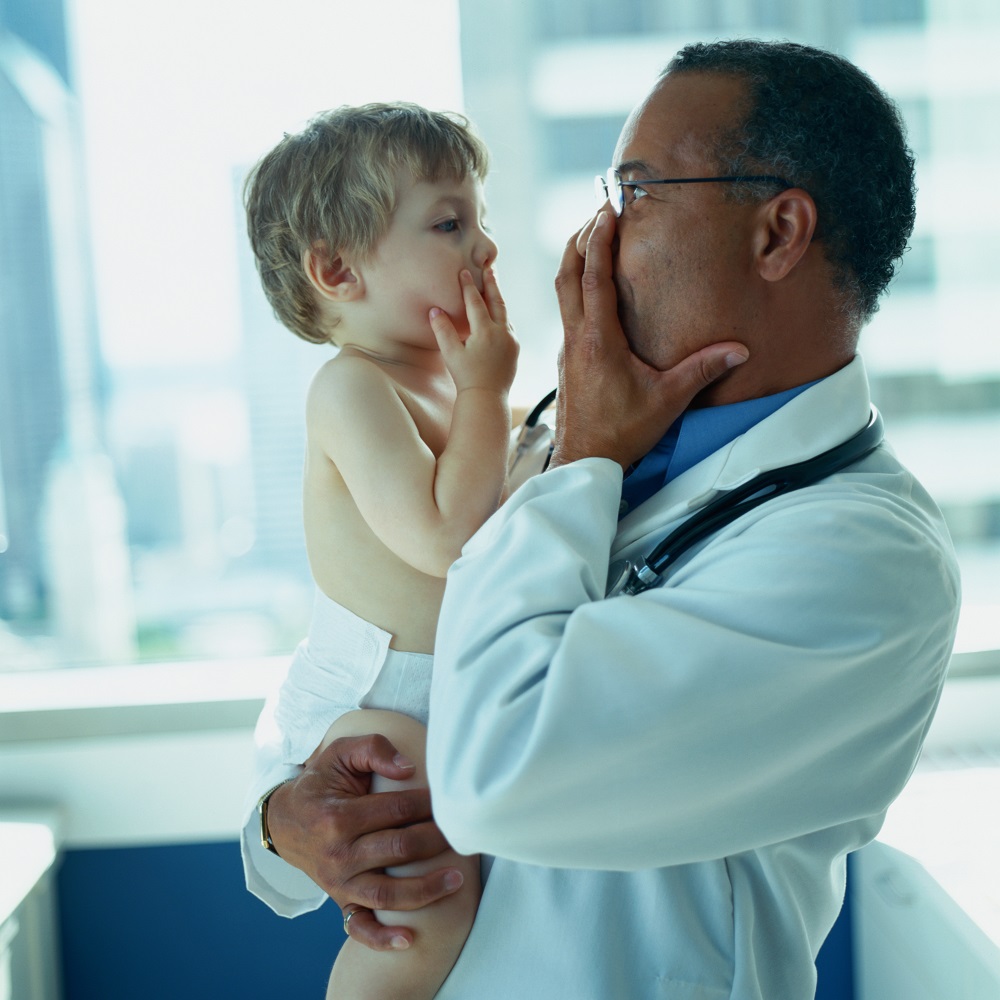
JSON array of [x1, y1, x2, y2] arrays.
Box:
[[257, 779, 293, 855]]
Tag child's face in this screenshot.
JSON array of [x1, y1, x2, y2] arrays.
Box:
[[359, 172, 497, 344]]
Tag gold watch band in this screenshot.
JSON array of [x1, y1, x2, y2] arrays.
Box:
[[257, 779, 293, 855]]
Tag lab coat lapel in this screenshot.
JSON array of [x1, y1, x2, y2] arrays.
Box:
[[612, 448, 730, 558], [610, 356, 873, 560]]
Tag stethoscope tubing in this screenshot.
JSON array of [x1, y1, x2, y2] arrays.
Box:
[[643, 405, 883, 577], [513, 390, 884, 598]]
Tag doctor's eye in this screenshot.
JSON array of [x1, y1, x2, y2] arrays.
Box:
[[628, 185, 650, 204]]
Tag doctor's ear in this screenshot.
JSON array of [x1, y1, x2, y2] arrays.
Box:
[[303, 242, 363, 302], [753, 189, 818, 283]]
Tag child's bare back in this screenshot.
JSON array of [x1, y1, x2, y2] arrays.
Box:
[[304, 351, 458, 653]]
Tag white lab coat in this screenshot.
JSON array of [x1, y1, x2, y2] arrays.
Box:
[[241, 356, 959, 997], [426, 356, 960, 998]]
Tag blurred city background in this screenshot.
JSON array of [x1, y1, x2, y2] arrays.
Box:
[[2, 0, 998, 673]]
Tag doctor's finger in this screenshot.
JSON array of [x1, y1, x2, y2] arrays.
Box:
[[555, 226, 588, 334], [575, 209, 605, 257], [347, 863, 466, 914], [654, 342, 750, 418], [340, 906, 414, 952], [352, 811, 450, 866], [578, 211, 620, 341], [334, 787, 438, 844], [322, 731, 422, 782]]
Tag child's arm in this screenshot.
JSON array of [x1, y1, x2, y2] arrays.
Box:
[[310, 267, 517, 577], [426, 267, 518, 550], [510, 404, 532, 428]]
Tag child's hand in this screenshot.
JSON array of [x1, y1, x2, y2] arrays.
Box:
[[429, 267, 518, 394]]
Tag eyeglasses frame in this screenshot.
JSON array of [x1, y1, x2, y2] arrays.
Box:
[[596, 168, 794, 216]]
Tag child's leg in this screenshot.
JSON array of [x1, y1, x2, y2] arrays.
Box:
[[317, 709, 480, 1000]]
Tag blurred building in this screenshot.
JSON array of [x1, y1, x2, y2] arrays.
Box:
[[231, 169, 322, 585], [1, 0, 135, 664], [0, 1, 71, 623]]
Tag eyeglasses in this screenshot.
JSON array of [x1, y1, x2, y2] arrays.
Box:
[[595, 168, 793, 217]]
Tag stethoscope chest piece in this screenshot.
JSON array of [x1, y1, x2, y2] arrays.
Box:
[[606, 557, 661, 598], [606, 560, 633, 599]]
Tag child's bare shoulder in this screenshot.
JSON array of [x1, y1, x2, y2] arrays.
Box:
[[307, 352, 399, 419], [306, 353, 415, 465]]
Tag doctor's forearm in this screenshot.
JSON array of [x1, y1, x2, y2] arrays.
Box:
[[428, 460, 624, 861]]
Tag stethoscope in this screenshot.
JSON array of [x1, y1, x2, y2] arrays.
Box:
[[510, 390, 884, 599]]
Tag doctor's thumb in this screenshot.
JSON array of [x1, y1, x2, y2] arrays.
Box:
[[663, 343, 749, 401]]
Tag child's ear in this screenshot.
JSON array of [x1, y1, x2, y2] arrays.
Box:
[[303, 242, 364, 302]]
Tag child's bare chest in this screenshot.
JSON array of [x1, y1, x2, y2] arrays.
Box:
[[395, 380, 455, 457]]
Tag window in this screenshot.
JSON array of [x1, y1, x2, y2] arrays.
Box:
[[858, 0, 925, 27], [2, 0, 999, 670], [893, 235, 935, 289], [0, 0, 466, 669], [544, 116, 629, 173], [464, 0, 1000, 665]]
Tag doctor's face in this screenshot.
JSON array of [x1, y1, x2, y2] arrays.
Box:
[[603, 72, 762, 370]]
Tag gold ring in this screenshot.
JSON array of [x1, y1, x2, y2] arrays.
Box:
[[343, 908, 359, 938]]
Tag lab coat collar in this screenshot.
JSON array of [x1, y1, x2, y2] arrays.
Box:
[[613, 355, 873, 554]]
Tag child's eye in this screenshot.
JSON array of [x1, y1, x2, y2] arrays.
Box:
[[435, 219, 460, 233]]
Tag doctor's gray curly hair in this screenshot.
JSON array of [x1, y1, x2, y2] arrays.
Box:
[[667, 40, 916, 326]]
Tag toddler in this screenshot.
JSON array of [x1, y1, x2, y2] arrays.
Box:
[[244, 103, 518, 998]]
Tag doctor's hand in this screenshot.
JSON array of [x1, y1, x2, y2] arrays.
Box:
[[551, 210, 749, 471], [266, 733, 462, 952]]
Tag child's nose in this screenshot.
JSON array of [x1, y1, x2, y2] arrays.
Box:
[[474, 232, 498, 271]]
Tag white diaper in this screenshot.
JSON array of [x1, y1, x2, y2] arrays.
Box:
[[274, 590, 433, 766]]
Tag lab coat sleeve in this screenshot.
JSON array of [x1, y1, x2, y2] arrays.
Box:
[[240, 686, 327, 917], [427, 456, 961, 870]]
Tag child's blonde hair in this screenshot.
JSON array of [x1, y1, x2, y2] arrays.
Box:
[[244, 102, 490, 344]]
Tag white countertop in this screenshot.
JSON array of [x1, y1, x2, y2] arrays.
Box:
[[0, 811, 60, 926], [877, 751, 1000, 951]]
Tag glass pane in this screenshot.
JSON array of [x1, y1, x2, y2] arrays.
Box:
[[3, 0, 999, 669], [462, 0, 1000, 660], [0, 0, 466, 669]]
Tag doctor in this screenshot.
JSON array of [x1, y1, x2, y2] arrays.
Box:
[[245, 40, 960, 998]]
